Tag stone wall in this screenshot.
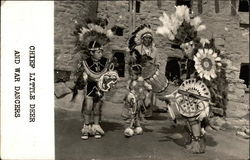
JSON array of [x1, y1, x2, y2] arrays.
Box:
[[54, 0, 98, 71], [97, 0, 249, 116], [98, 0, 248, 65], [98, 0, 179, 73], [54, 1, 249, 118], [53, 0, 249, 76]]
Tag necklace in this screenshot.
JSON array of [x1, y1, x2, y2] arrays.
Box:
[[141, 45, 152, 57]]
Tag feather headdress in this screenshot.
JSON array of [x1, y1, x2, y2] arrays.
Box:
[[128, 24, 154, 50], [74, 18, 113, 53]]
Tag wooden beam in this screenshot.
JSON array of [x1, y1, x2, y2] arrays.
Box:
[[198, 0, 203, 14], [231, 0, 237, 16], [129, 0, 132, 35], [215, 0, 220, 13], [132, 0, 136, 31]]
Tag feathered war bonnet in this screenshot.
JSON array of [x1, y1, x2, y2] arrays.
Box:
[[74, 18, 113, 54], [128, 24, 154, 50]]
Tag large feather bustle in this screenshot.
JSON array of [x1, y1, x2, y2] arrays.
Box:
[[156, 5, 206, 44]]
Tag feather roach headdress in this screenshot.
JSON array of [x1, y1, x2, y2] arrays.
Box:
[[74, 18, 113, 53]]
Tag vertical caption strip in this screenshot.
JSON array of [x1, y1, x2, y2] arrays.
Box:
[[1, 1, 54, 159]]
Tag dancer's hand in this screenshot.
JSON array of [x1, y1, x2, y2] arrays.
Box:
[[159, 90, 177, 101], [65, 81, 75, 90], [82, 72, 88, 81], [196, 111, 207, 121], [196, 106, 209, 121]]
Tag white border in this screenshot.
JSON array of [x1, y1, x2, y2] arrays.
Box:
[[1, 1, 55, 159]]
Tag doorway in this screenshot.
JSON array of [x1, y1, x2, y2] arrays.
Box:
[[239, 63, 249, 87], [112, 50, 125, 77], [165, 57, 181, 82], [238, 0, 249, 12]]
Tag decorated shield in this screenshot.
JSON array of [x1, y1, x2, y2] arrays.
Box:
[[175, 78, 211, 117], [98, 71, 119, 92]]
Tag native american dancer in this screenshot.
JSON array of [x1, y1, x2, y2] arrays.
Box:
[[122, 65, 152, 137], [127, 24, 160, 118], [70, 18, 119, 140], [150, 5, 223, 153]]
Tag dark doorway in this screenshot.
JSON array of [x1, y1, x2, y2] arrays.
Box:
[[165, 57, 181, 82], [238, 0, 249, 12], [112, 51, 125, 77], [176, 0, 192, 8], [239, 63, 249, 87], [176, 0, 192, 13], [136, 0, 141, 13]]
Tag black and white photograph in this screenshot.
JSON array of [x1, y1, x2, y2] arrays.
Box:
[[54, 0, 249, 160], [1, 0, 250, 160]]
